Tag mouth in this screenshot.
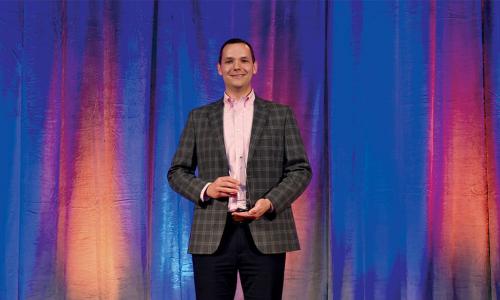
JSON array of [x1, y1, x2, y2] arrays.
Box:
[[230, 74, 246, 78]]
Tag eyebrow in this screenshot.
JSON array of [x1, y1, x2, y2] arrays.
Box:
[[223, 56, 250, 60]]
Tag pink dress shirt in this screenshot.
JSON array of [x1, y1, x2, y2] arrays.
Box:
[[200, 90, 255, 212]]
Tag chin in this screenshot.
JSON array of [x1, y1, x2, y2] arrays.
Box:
[[226, 82, 244, 88]]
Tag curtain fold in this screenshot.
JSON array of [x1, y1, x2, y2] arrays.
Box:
[[484, 0, 500, 298], [0, 1, 499, 299]]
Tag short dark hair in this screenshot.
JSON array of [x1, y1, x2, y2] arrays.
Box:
[[218, 38, 256, 64]]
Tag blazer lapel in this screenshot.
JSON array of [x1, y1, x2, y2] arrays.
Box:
[[209, 99, 229, 172], [247, 98, 269, 164]]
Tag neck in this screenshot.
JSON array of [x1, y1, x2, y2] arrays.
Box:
[[225, 86, 252, 99]]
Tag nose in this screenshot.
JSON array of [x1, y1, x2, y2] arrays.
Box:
[[233, 60, 241, 69]]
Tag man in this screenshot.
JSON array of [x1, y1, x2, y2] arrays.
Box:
[[168, 38, 311, 300]]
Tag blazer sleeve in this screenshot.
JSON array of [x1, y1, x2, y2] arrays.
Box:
[[265, 107, 312, 214], [168, 110, 208, 205]]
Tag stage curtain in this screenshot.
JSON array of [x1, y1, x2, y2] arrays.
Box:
[[0, 1, 499, 299]]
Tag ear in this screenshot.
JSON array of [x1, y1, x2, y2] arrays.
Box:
[[253, 61, 258, 74], [217, 63, 223, 76]]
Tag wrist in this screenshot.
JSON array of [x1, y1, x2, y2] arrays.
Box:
[[259, 198, 272, 212]]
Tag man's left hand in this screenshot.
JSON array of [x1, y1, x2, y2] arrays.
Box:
[[231, 198, 273, 222]]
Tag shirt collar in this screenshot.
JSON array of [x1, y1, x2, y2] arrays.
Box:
[[224, 89, 255, 108]]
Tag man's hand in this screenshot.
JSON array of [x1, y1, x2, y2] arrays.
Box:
[[206, 176, 239, 198], [232, 198, 272, 222]]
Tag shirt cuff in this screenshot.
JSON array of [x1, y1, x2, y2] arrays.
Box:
[[200, 182, 212, 202]]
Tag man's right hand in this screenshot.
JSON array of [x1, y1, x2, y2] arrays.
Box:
[[206, 176, 239, 199]]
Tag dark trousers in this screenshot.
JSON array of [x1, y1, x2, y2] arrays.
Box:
[[192, 215, 286, 300]]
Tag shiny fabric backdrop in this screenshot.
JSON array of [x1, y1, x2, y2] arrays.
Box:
[[0, 1, 499, 299]]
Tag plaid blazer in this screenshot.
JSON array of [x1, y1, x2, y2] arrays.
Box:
[[168, 97, 312, 254]]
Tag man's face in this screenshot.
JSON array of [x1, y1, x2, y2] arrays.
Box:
[[217, 43, 258, 92]]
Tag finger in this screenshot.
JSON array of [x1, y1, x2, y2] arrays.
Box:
[[220, 177, 240, 185], [214, 180, 239, 189], [217, 187, 238, 194], [217, 192, 237, 197], [249, 206, 263, 214], [232, 211, 250, 217], [220, 183, 239, 189], [232, 212, 255, 219], [246, 210, 258, 219]]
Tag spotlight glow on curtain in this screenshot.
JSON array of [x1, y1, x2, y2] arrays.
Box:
[[0, 1, 499, 299]]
